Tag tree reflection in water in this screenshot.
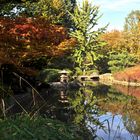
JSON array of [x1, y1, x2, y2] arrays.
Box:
[[1, 83, 140, 139], [93, 84, 140, 139]]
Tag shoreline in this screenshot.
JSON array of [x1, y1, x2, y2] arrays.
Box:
[[99, 73, 140, 87]]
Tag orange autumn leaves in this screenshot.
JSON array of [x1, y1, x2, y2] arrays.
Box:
[[0, 17, 76, 65], [101, 28, 140, 54], [101, 30, 124, 51]]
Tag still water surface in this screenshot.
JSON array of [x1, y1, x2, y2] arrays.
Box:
[[1, 82, 140, 140], [92, 83, 140, 140]]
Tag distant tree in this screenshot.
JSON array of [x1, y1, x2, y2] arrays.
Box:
[[101, 30, 125, 51], [101, 28, 140, 73], [124, 10, 140, 32], [69, 0, 106, 73], [124, 10, 140, 54]]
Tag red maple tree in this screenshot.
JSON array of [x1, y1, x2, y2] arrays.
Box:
[[0, 17, 76, 74]]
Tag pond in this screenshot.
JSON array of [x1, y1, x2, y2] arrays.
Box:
[[1, 82, 140, 140], [90, 83, 140, 140]]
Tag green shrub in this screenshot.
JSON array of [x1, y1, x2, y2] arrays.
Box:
[[36, 69, 61, 82], [36, 69, 74, 82], [108, 51, 138, 73]]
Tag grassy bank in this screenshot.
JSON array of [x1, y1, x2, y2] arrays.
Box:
[[0, 115, 93, 140]]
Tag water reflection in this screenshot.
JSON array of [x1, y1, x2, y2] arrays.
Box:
[[1, 83, 140, 139], [96, 112, 140, 140], [112, 84, 140, 99], [92, 84, 140, 139]]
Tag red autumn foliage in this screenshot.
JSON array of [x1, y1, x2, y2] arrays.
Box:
[[113, 65, 140, 82], [0, 17, 76, 67]]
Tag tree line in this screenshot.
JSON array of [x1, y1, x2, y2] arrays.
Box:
[[0, 0, 139, 75], [101, 10, 140, 73]]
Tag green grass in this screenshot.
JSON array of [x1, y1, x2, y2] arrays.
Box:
[[0, 115, 93, 140]]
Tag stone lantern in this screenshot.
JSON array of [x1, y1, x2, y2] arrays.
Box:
[[59, 70, 69, 83]]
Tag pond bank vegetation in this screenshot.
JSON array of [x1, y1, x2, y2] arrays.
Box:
[[0, 0, 140, 139], [100, 65, 140, 86]]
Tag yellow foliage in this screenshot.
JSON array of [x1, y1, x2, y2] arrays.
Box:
[[52, 0, 64, 9]]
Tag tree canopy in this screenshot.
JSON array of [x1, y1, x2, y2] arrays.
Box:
[[0, 0, 78, 74], [69, 0, 106, 73], [0, 17, 76, 71], [0, 0, 76, 28], [124, 10, 140, 54], [100, 10, 140, 73]]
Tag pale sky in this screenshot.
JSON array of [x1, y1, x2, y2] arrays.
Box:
[[77, 0, 140, 31]]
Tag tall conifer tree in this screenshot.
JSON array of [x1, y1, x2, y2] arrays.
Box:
[[69, 0, 106, 73]]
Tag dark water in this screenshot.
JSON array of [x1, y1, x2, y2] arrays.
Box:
[[1, 82, 140, 140]]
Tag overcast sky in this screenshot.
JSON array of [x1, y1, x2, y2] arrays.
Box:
[[77, 0, 140, 31]]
